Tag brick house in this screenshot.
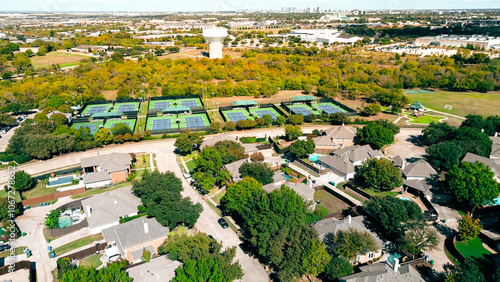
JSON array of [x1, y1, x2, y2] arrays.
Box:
[[102, 217, 169, 264], [81, 153, 132, 188], [313, 126, 357, 153], [317, 145, 381, 180]]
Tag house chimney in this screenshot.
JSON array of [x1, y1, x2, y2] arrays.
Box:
[[495, 132, 498, 137], [393, 258, 400, 273], [348, 215, 351, 224], [144, 222, 149, 234], [342, 123, 344, 127]]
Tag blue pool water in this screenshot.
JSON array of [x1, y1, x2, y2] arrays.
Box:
[[399, 197, 412, 201], [281, 173, 293, 182], [388, 251, 403, 265], [309, 153, 322, 163], [48, 176, 73, 186], [488, 197, 500, 206], [57, 216, 72, 228]]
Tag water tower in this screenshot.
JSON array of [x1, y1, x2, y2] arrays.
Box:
[[203, 28, 228, 59]]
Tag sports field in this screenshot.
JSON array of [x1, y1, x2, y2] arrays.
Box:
[[146, 116, 179, 132], [81, 104, 113, 115], [288, 104, 321, 116], [149, 98, 202, 110], [31, 51, 89, 69], [110, 102, 140, 113], [179, 113, 210, 130], [249, 107, 281, 121], [71, 122, 102, 135], [104, 119, 137, 131], [314, 102, 347, 114], [222, 109, 253, 123], [406, 90, 500, 117]]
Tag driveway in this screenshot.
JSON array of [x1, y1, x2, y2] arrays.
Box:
[[385, 128, 426, 160]]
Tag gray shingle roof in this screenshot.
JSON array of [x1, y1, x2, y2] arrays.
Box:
[[131, 245, 155, 262], [102, 217, 169, 256], [261, 182, 314, 202], [402, 160, 437, 178], [403, 179, 432, 194], [318, 155, 355, 175], [392, 155, 404, 168], [462, 152, 500, 177], [224, 159, 248, 180], [490, 137, 500, 159], [332, 145, 382, 163], [81, 152, 131, 173], [200, 134, 241, 149], [82, 186, 142, 230], [323, 126, 357, 139], [126, 256, 181, 282], [83, 171, 111, 184], [313, 135, 338, 147], [314, 216, 383, 249], [339, 262, 425, 282]]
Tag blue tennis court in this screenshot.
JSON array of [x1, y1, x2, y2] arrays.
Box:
[[75, 124, 97, 133], [290, 106, 312, 116], [153, 102, 169, 110], [317, 104, 342, 114], [185, 117, 204, 128], [181, 100, 198, 108], [226, 112, 247, 123], [87, 106, 107, 115], [254, 110, 277, 120], [152, 119, 171, 130], [117, 104, 135, 112]]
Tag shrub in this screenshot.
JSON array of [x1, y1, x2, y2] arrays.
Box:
[[250, 152, 265, 162], [240, 137, 257, 143]]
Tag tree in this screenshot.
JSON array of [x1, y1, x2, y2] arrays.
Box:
[[1, 71, 13, 80], [250, 152, 265, 162], [0, 114, 16, 127], [354, 158, 403, 191], [45, 209, 60, 229], [192, 171, 216, 193], [224, 121, 236, 131], [444, 260, 486, 282], [363, 103, 382, 116], [239, 162, 274, 185], [50, 113, 67, 126], [59, 260, 131, 282], [454, 126, 492, 158], [288, 114, 304, 125], [426, 141, 463, 171], [263, 114, 273, 126], [11, 52, 32, 73], [209, 121, 221, 133], [111, 51, 124, 62], [422, 121, 456, 145], [458, 212, 482, 241], [276, 116, 286, 126], [12, 170, 35, 192], [142, 248, 151, 262], [285, 125, 302, 141], [289, 139, 315, 158], [213, 140, 247, 164], [95, 128, 114, 145], [116, 88, 131, 100], [111, 123, 133, 136], [221, 177, 264, 216], [398, 222, 438, 258], [173, 258, 224, 282], [331, 113, 350, 125], [443, 162, 499, 211], [323, 256, 353, 281], [356, 123, 395, 150], [324, 227, 378, 260], [174, 131, 203, 155], [300, 237, 331, 278]]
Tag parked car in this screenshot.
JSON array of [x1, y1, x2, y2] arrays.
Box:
[[328, 181, 336, 186], [218, 218, 229, 229], [0, 244, 10, 252], [0, 130, 5, 135]]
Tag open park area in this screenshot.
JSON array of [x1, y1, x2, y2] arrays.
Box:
[[30, 52, 89, 69]]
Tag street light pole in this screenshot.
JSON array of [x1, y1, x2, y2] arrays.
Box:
[[212, 92, 215, 111], [79, 87, 83, 106], [355, 90, 358, 110]]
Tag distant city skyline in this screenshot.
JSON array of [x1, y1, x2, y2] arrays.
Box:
[[1, 0, 499, 13]]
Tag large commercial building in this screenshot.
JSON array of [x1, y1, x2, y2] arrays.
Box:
[[415, 35, 500, 50]]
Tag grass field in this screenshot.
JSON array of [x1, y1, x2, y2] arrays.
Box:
[[406, 90, 500, 117], [405, 113, 446, 124], [364, 189, 399, 198], [0, 246, 27, 258], [79, 254, 103, 268], [22, 182, 58, 200], [212, 190, 226, 205], [31, 52, 89, 69], [53, 234, 104, 257], [455, 237, 492, 264], [104, 119, 137, 132], [314, 190, 351, 214]]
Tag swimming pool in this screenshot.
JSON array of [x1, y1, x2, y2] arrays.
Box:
[[281, 173, 293, 182], [399, 197, 412, 201], [48, 176, 74, 187], [388, 251, 403, 265], [58, 216, 72, 228], [488, 197, 500, 205], [309, 153, 322, 163]]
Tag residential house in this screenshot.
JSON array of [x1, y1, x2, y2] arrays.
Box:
[[102, 217, 169, 264], [490, 136, 500, 160], [314, 215, 383, 264], [262, 180, 315, 206], [317, 145, 381, 180], [400, 159, 437, 196], [339, 260, 425, 282], [313, 126, 357, 153], [462, 152, 500, 182], [224, 159, 249, 182], [71, 45, 107, 53], [82, 186, 142, 234], [200, 134, 241, 150], [126, 256, 181, 282], [81, 152, 132, 188]]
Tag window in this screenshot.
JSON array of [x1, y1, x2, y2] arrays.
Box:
[[368, 252, 374, 259]]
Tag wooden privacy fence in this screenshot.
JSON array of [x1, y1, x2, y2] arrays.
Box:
[[21, 187, 86, 207], [48, 220, 88, 238], [60, 243, 107, 261]]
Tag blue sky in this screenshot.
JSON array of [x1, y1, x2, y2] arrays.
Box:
[[0, 0, 498, 12]]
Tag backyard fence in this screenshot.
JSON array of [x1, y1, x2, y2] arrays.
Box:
[[60, 243, 106, 261], [0, 260, 34, 279], [345, 183, 373, 200], [319, 185, 358, 207], [294, 159, 330, 175], [21, 187, 86, 207], [48, 219, 88, 238]]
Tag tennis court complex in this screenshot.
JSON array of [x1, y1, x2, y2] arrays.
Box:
[[179, 114, 210, 130], [71, 122, 102, 135], [149, 98, 202, 110], [104, 119, 137, 131], [111, 102, 140, 113], [249, 108, 281, 121], [146, 116, 178, 132], [288, 104, 319, 116], [314, 103, 347, 114], [222, 109, 252, 123], [81, 104, 112, 115]]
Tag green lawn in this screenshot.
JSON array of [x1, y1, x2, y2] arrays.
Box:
[[53, 234, 104, 257], [314, 190, 351, 214], [31, 51, 89, 69], [22, 182, 58, 200], [79, 254, 103, 268], [0, 246, 27, 258], [342, 189, 366, 202], [406, 90, 500, 117], [182, 151, 198, 162], [185, 160, 197, 172], [455, 237, 492, 264], [136, 101, 148, 134], [405, 113, 445, 124], [70, 185, 125, 200], [212, 190, 226, 205], [364, 189, 398, 198], [134, 154, 151, 170]]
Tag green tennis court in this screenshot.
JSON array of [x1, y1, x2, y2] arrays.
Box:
[[149, 98, 202, 110], [81, 104, 112, 115], [288, 104, 321, 116], [71, 122, 102, 135], [104, 119, 137, 131], [222, 109, 253, 123], [110, 102, 140, 113], [146, 116, 178, 131], [314, 102, 347, 114], [249, 107, 282, 120], [179, 113, 210, 130]]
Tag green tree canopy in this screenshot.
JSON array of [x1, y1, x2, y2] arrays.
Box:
[[289, 139, 315, 158], [426, 141, 464, 171], [323, 256, 353, 281], [422, 121, 456, 145], [12, 170, 35, 192], [288, 114, 304, 125], [458, 212, 482, 241], [285, 125, 302, 141], [356, 122, 395, 150], [324, 227, 378, 260], [174, 131, 203, 155], [239, 162, 274, 185], [354, 158, 403, 191], [111, 123, 133, 136], [221, 177, 264, 216], [213, 140, 247, 164]]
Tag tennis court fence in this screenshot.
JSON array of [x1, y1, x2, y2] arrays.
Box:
[[150, 128, 181, 135], [218, 104, 286, 123]]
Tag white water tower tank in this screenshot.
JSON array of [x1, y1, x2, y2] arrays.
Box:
[[203, 28, 228, 59]]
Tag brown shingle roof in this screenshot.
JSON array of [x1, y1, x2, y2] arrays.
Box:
[[323, 126, 357, 139], [313, 135, 338, 147]]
